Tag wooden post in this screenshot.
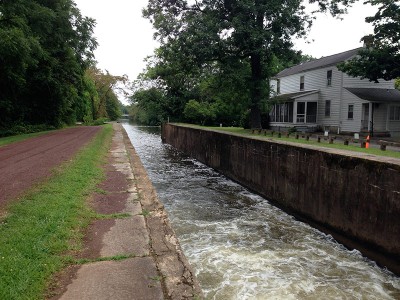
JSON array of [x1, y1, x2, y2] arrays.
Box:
[[380, 143, 387, 151], [361, 141, 366, 148], [306, 135, 310, 141], [329, 137, 334, 144], [317, 136, 321, 143], [344, 139, 349, 146]]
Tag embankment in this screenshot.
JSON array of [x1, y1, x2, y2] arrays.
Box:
[[161, 123, 400, 275]]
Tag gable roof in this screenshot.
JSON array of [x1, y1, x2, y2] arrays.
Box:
[[345, 88, 400, 102], [276, 48, 362, 78]]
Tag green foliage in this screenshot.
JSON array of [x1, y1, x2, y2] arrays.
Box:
[[0, 124, 55, 138], [395, 78, 400, 90], [0, 0, 97, 131], [183, 100, 216, 125], [91, 118, 109, 126], [85, 67, 126, 121], [130, 88, 167, 125], [338, 1, 399, 81], [143, 0, 354, 128]]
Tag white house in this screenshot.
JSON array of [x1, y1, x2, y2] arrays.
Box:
[[269, 48, 400, 137]]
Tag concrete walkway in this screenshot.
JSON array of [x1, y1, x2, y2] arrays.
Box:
[[56, 124, 202, 299]]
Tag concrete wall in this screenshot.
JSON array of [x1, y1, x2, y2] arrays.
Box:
[[162, 123, 400, 274]]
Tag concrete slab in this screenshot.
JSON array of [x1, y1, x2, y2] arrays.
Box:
[[60, 258, 163, 300], [124, 197, 142, 215], [100, 216, 149, 257]]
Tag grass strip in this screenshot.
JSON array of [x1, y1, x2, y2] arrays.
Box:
[[0, 131, 52, 147], [181, 124, 400, 159], [0, 124, 113, 300], [73, 254, 140, 265]]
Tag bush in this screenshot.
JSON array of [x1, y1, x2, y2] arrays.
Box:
[[240, 110, 251, 129], [183, 100, 216, 125], [0, 124, 56, 137], [91, 118, 109, 126]]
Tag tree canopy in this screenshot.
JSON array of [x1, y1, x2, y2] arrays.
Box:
[[0, 0, 98, 134], [141, 0, 356, 128], [338, 0, 400, 82]]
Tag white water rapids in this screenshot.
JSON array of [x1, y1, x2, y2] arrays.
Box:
[[123, 124, 400, 299]]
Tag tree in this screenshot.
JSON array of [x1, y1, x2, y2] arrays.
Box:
[[86, 67, 128, 120], [338, 0, 399, 82], [144, 0, 355, 128], [0, 0, 97, 131], [130, 88, 167, 125]]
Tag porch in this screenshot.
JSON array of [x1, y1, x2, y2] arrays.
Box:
[[269, 90, 319, 131], [346, 88, 400, 137]]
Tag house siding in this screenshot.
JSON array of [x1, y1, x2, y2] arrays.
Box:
[[278, 67, 343, 130], [275, 66, 397, 134]]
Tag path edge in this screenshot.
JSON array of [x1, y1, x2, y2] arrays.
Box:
[[120, 124, 204, 299]]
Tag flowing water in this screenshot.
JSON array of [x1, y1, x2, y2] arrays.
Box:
[[123, 123, 400, 300]]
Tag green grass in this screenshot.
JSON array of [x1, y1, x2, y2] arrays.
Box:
[[0, 124, 113, 300], [0, 131, 52, 147], [181, 124, 400, 159]]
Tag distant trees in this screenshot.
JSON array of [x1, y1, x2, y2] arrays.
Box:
[[137, 0, 356, 128], [338, 0, 399, 82], [85, 67, 127, 121]]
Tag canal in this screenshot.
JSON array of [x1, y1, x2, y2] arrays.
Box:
[[123, 123, 400, 300]]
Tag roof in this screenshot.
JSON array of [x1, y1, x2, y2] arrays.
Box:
[[276, 48, 362, 77], [270, 90, 319, 102], [345, 88, 400, 102]]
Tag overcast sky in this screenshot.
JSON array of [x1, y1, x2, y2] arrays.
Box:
[[74, 0, 376, 82]]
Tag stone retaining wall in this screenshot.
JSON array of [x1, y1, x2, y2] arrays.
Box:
[[162, 123, 400, 275]]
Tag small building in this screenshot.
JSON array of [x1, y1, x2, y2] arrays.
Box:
[[269, 48, 400, 137]]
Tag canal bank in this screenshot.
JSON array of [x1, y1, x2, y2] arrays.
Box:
[[54, 124, 202, 299], [161, 123, 400, 276]]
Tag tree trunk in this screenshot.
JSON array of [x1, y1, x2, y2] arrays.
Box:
[[249, 6, 264, 129], [250, 52, 262, 129]]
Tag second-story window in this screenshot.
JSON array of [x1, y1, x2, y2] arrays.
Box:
[[277, 79, 280, 94], [327, 70, 332, 86], [300, 76, 304, 90]]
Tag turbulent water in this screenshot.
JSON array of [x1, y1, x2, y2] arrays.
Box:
[[123, 124, 400, 300]]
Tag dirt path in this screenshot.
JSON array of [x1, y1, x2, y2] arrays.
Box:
[[0, 126, 101, 209]]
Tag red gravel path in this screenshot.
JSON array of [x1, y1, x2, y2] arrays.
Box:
[[0, 126, 101, 209]]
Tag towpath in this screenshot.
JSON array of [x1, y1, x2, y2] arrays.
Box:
[[50, 123, 202, 299], [0, 124, 202, 299], [0, 126, 101, 209]]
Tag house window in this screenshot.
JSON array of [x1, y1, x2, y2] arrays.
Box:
[[389, 106, 400, 121], [300, 76, 304, 91], [276, 79, 281, 94], [325, 100, 331, 117], [270, 102, 293, 123], [327, 70, 332, 86], [348, 104, 354, 119]]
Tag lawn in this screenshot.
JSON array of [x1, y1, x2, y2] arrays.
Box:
[[180, 124, 400, 159], [0, 124, 113, 300]]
